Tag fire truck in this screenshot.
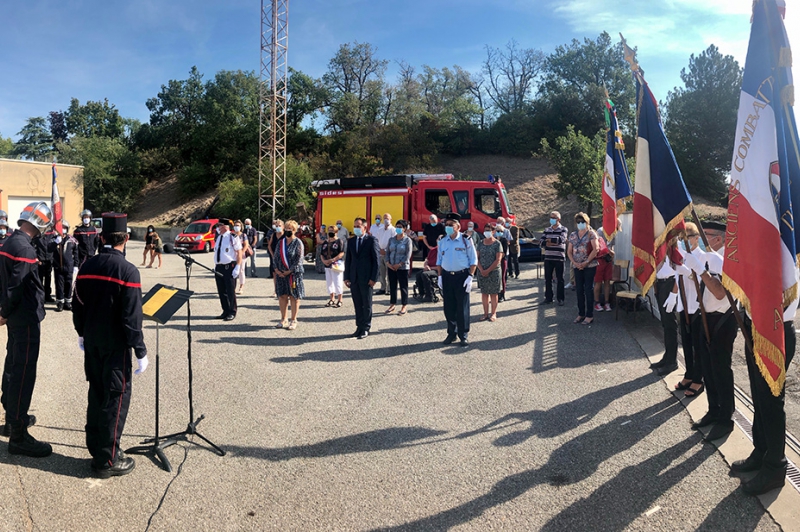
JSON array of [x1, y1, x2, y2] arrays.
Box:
[[311, 174, 515, 243]]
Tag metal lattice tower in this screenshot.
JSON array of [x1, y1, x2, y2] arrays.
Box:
[[258, 0, 288, 231]]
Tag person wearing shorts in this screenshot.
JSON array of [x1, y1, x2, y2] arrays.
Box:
[[593, 219, 619, 312]]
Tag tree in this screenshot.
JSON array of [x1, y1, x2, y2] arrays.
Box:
[[12, 117, 53, 161], [482, 40, 544, 115], [49, 111, 68, 145], [145, 66, 205, 161], [0, 132, 14, 157], [664, 45, 742, 202], [323, 42, 388, 131], [536, 32, 636, 143], [287, 67, 327, 130], [65, 98, 124, 138], [540, 126, 604, 218]]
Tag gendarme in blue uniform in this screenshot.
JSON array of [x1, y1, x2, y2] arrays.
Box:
[[437, 226, 477, 344], [437, 232, 477, 273]]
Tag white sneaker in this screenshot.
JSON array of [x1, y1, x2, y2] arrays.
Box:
[[604, 303, 612, 311], [565, 283, 573, 289], [594, 303, 604, 312]]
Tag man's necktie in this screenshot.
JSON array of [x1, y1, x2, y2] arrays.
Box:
[[357, 237, 361, 254], [216, 234, 223, 262]]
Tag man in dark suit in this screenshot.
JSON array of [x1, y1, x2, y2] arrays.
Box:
[[344, 217, 380, 339]]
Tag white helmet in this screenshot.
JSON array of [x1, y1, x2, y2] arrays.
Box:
[[0, 209, 7, 221], [61, 220, 71, 231], [18, 202, 53, 233]]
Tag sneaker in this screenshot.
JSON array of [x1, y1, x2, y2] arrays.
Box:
[[594, 303, 604, 312], [604, 303, 612, 311], [564, 283, 573, 290]]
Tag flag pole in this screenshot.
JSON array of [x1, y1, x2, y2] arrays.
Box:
[[690, 208, 753, 352]]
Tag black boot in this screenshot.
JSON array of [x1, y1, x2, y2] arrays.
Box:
[[63, 301, 72, 311], [55, 301, 63, 312], [731, 453, 763, 474], [1, 415, 37, 438], [92, 451, 136, 478], [8, 424, 52, 457]]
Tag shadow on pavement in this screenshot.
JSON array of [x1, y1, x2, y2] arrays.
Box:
[[373, 398, 684, 531], [225, 426, 447, 461], [695, 487, 773, 532], [4, 451, 92, 479]]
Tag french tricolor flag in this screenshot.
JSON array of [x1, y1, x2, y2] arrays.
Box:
[[723, 0, 799, 396], [51, 162, 63, 235], [630, 71, 692, 295], [602, 98, 633, 241]]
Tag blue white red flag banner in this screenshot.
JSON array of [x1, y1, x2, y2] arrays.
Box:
[[51, 163, 63, 235], [723, 0, 799, 396], [602, 98, 633, 241], [630, 70, 692, 296]]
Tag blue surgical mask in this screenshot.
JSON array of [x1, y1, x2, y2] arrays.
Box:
[[0, 229, 6, 236], [577, 222, 587, 230], [430, 222, 437, 227], [337, 223, 342, 228], [275, 226, 283, 233], [496, 231, 504, 237], [504, 222, 510, 228], [375, 218, 381, 224], [550, 218, 558, 226], [445, 226, 455, 236], [395, 227, 403, 235], [698, 239, 707, 252], [354, 227, 363, 237]]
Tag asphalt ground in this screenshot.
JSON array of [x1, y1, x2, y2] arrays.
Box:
[[0, 242, 788, 531]]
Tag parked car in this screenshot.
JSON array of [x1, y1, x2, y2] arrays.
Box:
[[518, 227, 542, 262], [174, 218, 220, 253]]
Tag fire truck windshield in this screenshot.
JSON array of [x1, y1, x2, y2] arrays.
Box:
[[500, 187, 514, 215]]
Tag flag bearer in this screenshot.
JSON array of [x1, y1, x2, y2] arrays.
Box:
[[54, 220, 79, 312]]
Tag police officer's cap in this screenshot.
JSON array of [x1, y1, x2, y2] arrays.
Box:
[[101, 212, 127, 235], [700, 220, 726, 232], [444, 212, 461, 222]]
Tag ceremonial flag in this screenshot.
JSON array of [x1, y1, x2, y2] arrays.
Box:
[[602, 98, 633, 241], [51, 162, 63, 235], [723, 0, 799, 396], [630, 71, 692, 295]]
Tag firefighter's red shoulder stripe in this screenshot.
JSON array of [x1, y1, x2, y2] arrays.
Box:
[[0, 251, 37, 264], [76, 274, 141, 288]]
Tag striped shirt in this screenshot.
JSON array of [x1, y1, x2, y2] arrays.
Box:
[[541, 225, 568, 261]]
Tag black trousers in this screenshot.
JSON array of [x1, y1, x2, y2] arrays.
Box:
[[1, 323, 41, 428], [55, 268, 74, 302], [84, 345, 132, 467], [544, 260, 564, 302], [388, 268, 409, 306], [575, 266, 596, 318], [697, 311, 738, 421], [744, 316, 796, 471], [351, 281, 374, 332], [38, 261, 52, 297], [508, 252, 520, 277], [656, 278, 678, 365], [442, 270, 470, 340], [682, 313, 702, 383], [215, 263, 238, 316], [416, 270, 438, 299]]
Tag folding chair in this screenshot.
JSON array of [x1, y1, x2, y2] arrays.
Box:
[[613, 259, 645, 321]]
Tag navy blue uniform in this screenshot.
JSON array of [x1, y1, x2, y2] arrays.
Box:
[[55, 235, 79, 305], [34, 229, 56, 300], [73, 247, 146, 468], [0, 230, 45, 429], [73, 224, 99, 266]]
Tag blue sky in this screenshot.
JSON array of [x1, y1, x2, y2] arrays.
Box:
[[1, 0, 795, 140]]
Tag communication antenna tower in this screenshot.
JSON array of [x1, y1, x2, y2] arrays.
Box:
[[258, 0, 288, 230]]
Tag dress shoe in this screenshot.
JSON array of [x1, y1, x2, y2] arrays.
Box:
[[691, 414, 717, 430], [55, 302, 63, 312], [358, 330, 369, 340], [63, 302, 72, 311], [215, 313, 227, 320], [460, 339, 469, 347], [657, 363, 679, 376], [224, 314, 235, 321], [742, 468, 786, 496], [649, 359, 666, 369], [0, 415, 36, 437], [704, 421, 734, 442], [350, 329, 362, 338], [731, 455, 763, 474], [8, 425, 52, 458], [443, 334, 457, 345], [92, 452, 136, 479]]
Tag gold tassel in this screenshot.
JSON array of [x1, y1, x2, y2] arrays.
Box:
[[781, 84, 794, 107], [779, 46, 792, 68]]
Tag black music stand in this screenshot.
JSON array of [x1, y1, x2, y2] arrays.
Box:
[[127, 284, 193, 472]]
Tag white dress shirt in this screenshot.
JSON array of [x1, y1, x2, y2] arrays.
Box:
[[214, 231, 242, 265], [699, 248, 731, 314]]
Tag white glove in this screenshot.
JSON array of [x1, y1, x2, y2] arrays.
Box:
[[681, 251, 705, 276], [78, 337, 84, 351], [134, 355, 149, 376], [232, 265, 241, 279], [437, 276, 443, 290], [464, 275, 473, 293], [664, 292, 678, 312], [55, 236, 62, 244], [675, 264, 692, 277]]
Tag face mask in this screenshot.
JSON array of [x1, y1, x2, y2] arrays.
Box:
[[445, 226, 455, 236], [496, 231, 504, 237], [467, 225, 474, 231], [234, 226, 241, 232], [577, 222, 587, 230], [0, 229, 6, 236], [698, 239, 707, 252], [83, 218, 90, 225], [384, 219, 391, 227], [354, 227, 363, 237], [245, 225, 252, 230], [284, 230, 293, 238], [483, 231, 492, 238], [395, 227, 403, 235], [430, 221, 437, 227], [148, 229, 153, 233], [275, 227, 283, 233], [62, 230, 68, 236], [550, 218, 558, 226], [505, 222, 510, 228], [375, 218, 381, 224], [337, 223, 342, 228], [328, 232, 336, 238]]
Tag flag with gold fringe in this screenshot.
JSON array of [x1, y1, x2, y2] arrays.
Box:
[[602, 98, 633, 241]]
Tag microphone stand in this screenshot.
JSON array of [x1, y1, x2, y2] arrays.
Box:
[[147, 250, 225, 470]]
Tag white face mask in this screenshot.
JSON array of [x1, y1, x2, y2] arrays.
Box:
[[234, 226, 241, 232], [484, 231, 493, 238], [83, 218, 91, 225]]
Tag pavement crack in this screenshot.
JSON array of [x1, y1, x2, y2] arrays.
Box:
[[15, 466, 35, 532]]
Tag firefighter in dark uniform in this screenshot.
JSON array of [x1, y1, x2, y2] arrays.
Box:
[[73, 208, 99, 266], [0, 218, 9, 245], [34, 226, 56, 303], [54, 220, 79, 312], [73, 212, 148, 478], [0, 202, 53, 456]]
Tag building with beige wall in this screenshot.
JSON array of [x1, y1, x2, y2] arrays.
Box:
[[0, 158, 84, 226]]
